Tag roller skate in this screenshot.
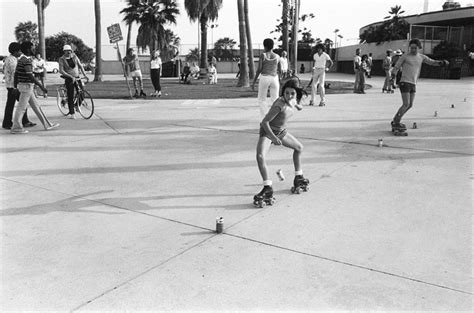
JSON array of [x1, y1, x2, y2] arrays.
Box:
[[319, 101, 326, 107], [291, 175, 310, 194], [391, 121, 408, 136], [253, 185, 275, 208]]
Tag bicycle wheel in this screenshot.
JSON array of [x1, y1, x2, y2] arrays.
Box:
[[56, 85, 69, 116], [76, 90, 94, 119]]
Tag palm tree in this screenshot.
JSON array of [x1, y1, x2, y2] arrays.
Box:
[[120, 0, 143, 52], [281, 0, 289, 52], [384, 5, 405, 20], [237, 0, 249, 87], [244, 0, 255, 79], [15, 21, 38, 44], [94, 0, 102, 81], [135, 0, 179, 54], [184, 0, 223, 72], [33, 0, 50, 59]]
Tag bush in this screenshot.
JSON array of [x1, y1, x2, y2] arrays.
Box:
[[45, 32, 94, 63]]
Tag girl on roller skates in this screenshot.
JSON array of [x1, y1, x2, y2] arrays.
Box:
[[390, 39, 448, 132], [254, 79, 309, 207]]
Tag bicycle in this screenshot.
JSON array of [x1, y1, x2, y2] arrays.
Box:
[[56, 76, 94, 119]]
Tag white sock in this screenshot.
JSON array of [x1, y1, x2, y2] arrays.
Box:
[[263, 180, 272, 186], [295, 170, 303, 176]]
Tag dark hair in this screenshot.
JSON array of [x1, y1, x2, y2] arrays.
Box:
[[361, 54, 368, 60], [356, 48, 360, 53], [409, 38, 422, 49], [20, 41, 34, 55], [315, 43, 325, 52], [280, 78, 307, 104], [127, 48, 134, 54], [369, 53, 372, 56], [263, 38, 274, 50], [8, 42, 21, 54]]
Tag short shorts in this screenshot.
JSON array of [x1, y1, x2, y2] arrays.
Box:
[[34, 72, 45, 78], [399, 82, 416, 93], [130, 70, 142, 78], [259, 126, 287, 140]]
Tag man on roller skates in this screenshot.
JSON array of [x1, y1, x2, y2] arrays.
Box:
[[390, 39, 448, 135], [253, 79, 309, 208]]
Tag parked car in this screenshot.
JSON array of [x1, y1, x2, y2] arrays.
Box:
[[45, 61, 59, 73]]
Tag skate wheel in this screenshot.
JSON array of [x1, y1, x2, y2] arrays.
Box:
[[268, 198, 275, 206], [259, 201, 266, 208], [295, 187, 301, 194]]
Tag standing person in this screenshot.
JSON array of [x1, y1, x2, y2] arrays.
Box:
[[299, 64, 305, 73], [279, 50, 289, 79], [2, 42, 34, 130], [11, 41, 59, 134], [190, 62, 200, 79], [382, 49, 393, 93], [357, 54, 369, 94], [252, 38, 281, 117], [391, 49, 403, 89], [58, 44, 88, 119], [309, 43, 333, 106], [207, 63, 217, 84], [181, 62, 191, 83], [253, 79, 309, 207], [390, 39, 448, 132], [150, 50, 162, 97], [123, 48, 146, 98], [32, 53, 46, 93], [366, 52, 373, 78], [353, 48, 362, 93]]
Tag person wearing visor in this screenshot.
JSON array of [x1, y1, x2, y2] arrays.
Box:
[[58, 44, 87, 119]]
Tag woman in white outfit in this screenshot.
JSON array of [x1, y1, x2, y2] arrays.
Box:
[[252, 38, 280, 117]]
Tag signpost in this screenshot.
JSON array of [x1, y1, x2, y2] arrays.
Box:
[[107, 24, 133, 99]]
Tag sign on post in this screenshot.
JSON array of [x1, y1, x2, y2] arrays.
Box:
[[107, 24, 123, 43], [107, 23, 132, 98]]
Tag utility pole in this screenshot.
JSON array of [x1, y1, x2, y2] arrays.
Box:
[[291, 0, 300, 74]]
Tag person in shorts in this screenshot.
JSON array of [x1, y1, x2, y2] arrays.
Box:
[[123, 48, 146, 98], [390, 38, 448, 130], [254, 79, 309, 202], [32, 53, 46, 96]]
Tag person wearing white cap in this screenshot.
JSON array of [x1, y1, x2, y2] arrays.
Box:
[[58, 44, 88, 119]]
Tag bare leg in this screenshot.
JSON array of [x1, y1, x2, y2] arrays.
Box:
[[256, 136, 273, 181], [393, 92, 415, 123], [281, 133, 304, 172]]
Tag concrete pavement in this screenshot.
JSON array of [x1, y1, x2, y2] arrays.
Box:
[[0, 74, 472, 311]]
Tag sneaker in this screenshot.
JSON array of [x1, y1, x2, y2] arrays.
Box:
[[66, 113, 76, 119], [309, 101, 314, 106], [319, 101, 326, 107], [157, 91, 162, 97], [140, 90, 147, 97], [11, 129, 28, 134], [23, 122, 37, 128], [45, 123, 60, 130]]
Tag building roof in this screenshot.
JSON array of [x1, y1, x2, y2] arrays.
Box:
[[360, 6, 474, 34]]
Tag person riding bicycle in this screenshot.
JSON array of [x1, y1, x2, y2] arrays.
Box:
[[58, 44, 88, 119]]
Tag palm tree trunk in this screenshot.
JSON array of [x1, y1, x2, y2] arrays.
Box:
[[237, 0, 249, 87], [126, 24, 132, 52], [244, 0, 255, 79], [282, 0, 289, 53], [94, 0, 102, 81], [291, 0, 300, 73], [199, 15, 208, 75], [37, 0, 46, 59]]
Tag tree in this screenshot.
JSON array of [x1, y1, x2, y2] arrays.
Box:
[[186, 48, 200, 62], [121, 0, 144, 52], [33, 0, 50, 59], [94, 0, 102, 81], [213, 37, 236, 61], [14, 21, 38, 46], [135, 0, 179, 54], [237, 0, 249, 87], [360, 5, 409, 44], [281, 0, 289, 52], [45, 32, 94, 63], [244, 0, 255, 79], [184, 0, 223, 71], [160, 29, 180, 62]]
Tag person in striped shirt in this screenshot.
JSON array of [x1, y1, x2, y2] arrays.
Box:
[[11, 41, 59, 134]]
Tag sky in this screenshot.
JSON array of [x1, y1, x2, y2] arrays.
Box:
[[1, 0, 472, 56]]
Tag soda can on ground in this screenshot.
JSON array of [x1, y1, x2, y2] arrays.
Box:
[[451, 104, 455, 108], [216, 217, 224, 234]]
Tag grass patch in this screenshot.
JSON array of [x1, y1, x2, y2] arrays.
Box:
[[46, 78, 367, 100]]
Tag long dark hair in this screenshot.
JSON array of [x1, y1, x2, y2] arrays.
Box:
[[281, 78, 307, 104]]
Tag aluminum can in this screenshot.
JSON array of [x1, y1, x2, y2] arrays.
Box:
[[276, 169, 285, 181], [378, 139, 383, 147], [216, 217, 224, 234]]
